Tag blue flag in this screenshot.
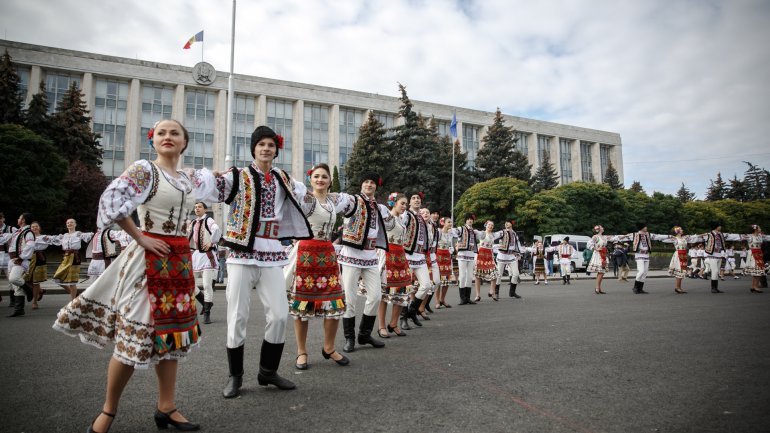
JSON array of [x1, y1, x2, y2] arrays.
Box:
[[450, 112, 457, 138]]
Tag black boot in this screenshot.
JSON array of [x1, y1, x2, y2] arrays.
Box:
[[407, 300, 423, 327], [358, 314, 386, 348], [257, 341, 296, 390], [458, 287, 469, 305], [425, 294, 434, 313], [195, 292, 205, 315], [21, 283, 33, 302], [223, 345, 244, 398], [466, 288, 476, 304], [7, 296, 24, 317], [493, 284, 499, 301], [342, 317, 356, 353], [562, 276, 567, 285], [567, 275, 571, 285], [203, 302, 213, 324], [711, 280, 723, 293], [632, 281, 640, 294], [8, 288, 15, 308], [638, 281, 648, 294], [510, 284, 521, 299], [399, 309, 411, 330]]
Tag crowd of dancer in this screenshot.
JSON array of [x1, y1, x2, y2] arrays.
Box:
[[1, 119, 768, 433]]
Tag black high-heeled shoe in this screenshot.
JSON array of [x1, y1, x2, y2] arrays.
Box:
[[153, 408, 200, 431], [295, 353, 308, 370], [387, 325, 407, 336], [321, 349, 350, 366], [88, 410, 115, 433]]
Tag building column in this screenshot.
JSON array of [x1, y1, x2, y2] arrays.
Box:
[[590, 142, 602, 182], [255, 94, 267, 126], [554, 136, 564, 184], [82, 73, 94, 114], [527, 133, 537, 177], [328, 104, 340, 170], [570, 139, 581, 184], [172, 84, 185, 120], [27, 66, 42, 105], [292, 99, 304, 178], [612, 143, 624, 185], [123, 78, 141, 163]]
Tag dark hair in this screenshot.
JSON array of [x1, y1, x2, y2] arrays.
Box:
[[20, 212, 34, 225], [195, 201, 208, 209], [309, 163, 331, 177], [155, 119, 190, 153], [250, 125, 279, 159], [389, 193, 407, 209]]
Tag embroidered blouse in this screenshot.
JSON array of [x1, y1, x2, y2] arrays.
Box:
[[39, 231, 94, 251], [300, 192, 354, 241]]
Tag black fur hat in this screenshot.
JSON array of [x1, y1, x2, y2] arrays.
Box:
[[250, 126, 281, 159]]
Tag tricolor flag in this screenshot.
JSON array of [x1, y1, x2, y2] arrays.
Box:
[[183, 31, 204, 49], [450, 112, 457, 138]]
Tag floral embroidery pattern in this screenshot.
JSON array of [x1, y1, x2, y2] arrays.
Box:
[[162, 207, 176, 233], [144, 211, 154, 231], [123, 163, 152, 194], [260, 172, 277, 219]]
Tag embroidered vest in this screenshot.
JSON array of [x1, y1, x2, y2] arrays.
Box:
[[138, 163, 193, 237], [632, 232, 651, 253], [404, 210, 427, 255], [704, 231, 725, 255], [341, 194, 389, 251], [456, 226, 478, 253], [100, 229, 119, 258], [189, 216, 215, 252], [223, 165, 312, 252], [499, 229, 520, 252]]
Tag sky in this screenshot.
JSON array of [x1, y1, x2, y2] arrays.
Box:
[[3, 0, 769, 197]]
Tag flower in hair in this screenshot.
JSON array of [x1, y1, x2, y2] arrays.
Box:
[[307, 168, 313, 176], [147, 128, 155, 145], [275, 134, 284, 149]]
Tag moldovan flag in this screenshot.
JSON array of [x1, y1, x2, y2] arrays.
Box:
[[183, 31, 204, 49]]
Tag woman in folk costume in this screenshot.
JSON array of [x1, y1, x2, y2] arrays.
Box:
[[28, 222, 50, 309], [434, 218, 455, 309], [377, 193, 412, 337], [53, 119, 213, 432], [741, 224, 770, 293], [586, 225, 621, 294], [40, 218, 94, 301], [285, 163, 350, 370], [662, 226, 702, 294], [475, 220, 500, 301], [527, 240, 555, 286], [721, 244, 739, 280]]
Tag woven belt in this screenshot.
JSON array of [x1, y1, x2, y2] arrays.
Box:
[[364, 238, 377, 250], [254, 221, 280, 239]]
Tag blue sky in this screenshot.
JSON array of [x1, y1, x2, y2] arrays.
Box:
[[2, 0, 769, 197]]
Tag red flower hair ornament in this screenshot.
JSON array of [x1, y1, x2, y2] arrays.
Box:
[[275, 134, 284, 149]]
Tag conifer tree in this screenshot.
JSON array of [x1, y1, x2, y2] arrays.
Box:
[[705, 172, 727, 201], [25, 81, 50, 137], [629, 181, 644, 194], [726, 175, 747, 202], [509, 148, 533, 184], [531, 150, 559, 192], [332, 165, 341, 193], [49, 81, 102, 169], [0, 50, 24, 124], [603, 161, 623, 189], [344, 111, 391, 196], [676, 183, 696, 203], [743, 161, 767, 200], [474, 108, 518, 182]]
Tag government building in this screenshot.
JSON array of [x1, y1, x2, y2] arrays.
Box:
[[2, 39, 623, 190]]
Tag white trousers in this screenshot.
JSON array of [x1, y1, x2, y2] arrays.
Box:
[[411, 265, 433, 300], [496, 260, 520, 285], [8, 264, 26, 296], [457, 259, 475, 288], [194, 268, 217, 302], [430, 257, 441, 289], [341, 265, 381, 318], [634, 259, 649, 282], [707, 258, 722, 280], [225, 264, 288, 348], [559, 259, 572, 277]]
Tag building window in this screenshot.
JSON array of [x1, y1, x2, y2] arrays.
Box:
[[374, 112, 395, 137], [435, 120, 451, 138], [514, 131, 529, 155], [303, 103, 329, 173], [15, 67, 30, 104], [230, 95, 256, 168], [45, 72, 81, 114], [537, 135, 551, 167], [600, 144, 611, 181], [267, 98, 293, 173], [139, 84, 174, 161], [462, 125, 480, 169], [580, 141, 593, 182], [559, 138, 573, 184], [93, 78, 129, 179], [184, 89, 216, 169], [339, 107, 364, 189]]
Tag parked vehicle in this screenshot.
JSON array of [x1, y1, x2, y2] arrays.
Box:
[[542, 234, 592, 271]]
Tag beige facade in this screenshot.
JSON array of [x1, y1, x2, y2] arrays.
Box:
[[2, 39, 624, 188]]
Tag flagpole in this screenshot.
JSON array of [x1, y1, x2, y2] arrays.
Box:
[[225, 0, 236, 169], [450, 110, 457, 224]]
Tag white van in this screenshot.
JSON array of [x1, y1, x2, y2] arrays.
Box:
[[542, 234, 593, 271]]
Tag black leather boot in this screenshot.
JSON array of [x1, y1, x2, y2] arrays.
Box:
[[711, 280, 723, 293], [195, 292, 205, 315], [223, 345, 244, 398], [632, 281, 640, 294], [493, 284, 499, 301], [21, 283, 33, 302], [425, 294, 434, 313], [408, 301, 422, 326], [7, 296, 24, 317], [8, 289, 15, 308], [562, 276, 567, 285], [510, 284, 521, 299], [399, 308, 411, 330], [358, 314, 386, 347], [342, 317, 356, 353], [257, 341, 296, 390], [566, 275, 571, 285], [203, 302, 213, 324], [466, 288, 476, 304], [638, 281, 648, 294], [458, 287, 468, 305]]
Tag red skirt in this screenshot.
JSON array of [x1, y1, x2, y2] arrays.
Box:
[[436, 249, 452, 278], [290, 239, 345, 314], [385, 244, 412, 288], [474, 247, 499, 281], [145, 232, 200, 355]]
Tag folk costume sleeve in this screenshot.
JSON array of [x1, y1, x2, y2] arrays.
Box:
[[188, 167, 220, 203], [98, 160, 156, 229]]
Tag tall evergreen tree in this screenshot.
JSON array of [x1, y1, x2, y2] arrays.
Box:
[[474, 108, 518, 182], [344, 111, 391, 197], [0, 50, 24, 124], [509, 148, 533, 183], [531, 150, 559, 192], [603, 161, 623, 189], [331, 165, 341, 193], [726, 175, 747, 202], [49, 81, 102, 168], [705, 172, 727, 201], [25, 81, 50, 137], [676, 183, 696, 203], [743, 161, 767, 200], [629, 181, 645, 194], [427, 118, 472, 215]]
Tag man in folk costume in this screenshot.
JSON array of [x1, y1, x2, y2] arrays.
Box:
[[403, 193, 433, 325], [627, 222, 669, 294], [86, 226, 129, 279], [557, 237, 576, 285], [7, 212, 35, 317], [189, 201, 222, 325], [338, 172, 389, 352], [454, 213, 482, 305], [495, 221, 523, 298], [420, 207, 440, 313], [217, 126, 313, 398], [703, 221, 741, 293], [0, 212, 18, 305]]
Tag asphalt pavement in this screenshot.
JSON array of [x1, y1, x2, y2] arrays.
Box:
[[0, 274, 768, 433]]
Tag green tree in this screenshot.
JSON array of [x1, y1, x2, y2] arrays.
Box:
[[743, 162, 767, 200], [331, 165, 341, 193], [676, 183, 696, 203], [474, 108, 518, 182], [454, 178, 533, 229], [705, 172, 727, 201], [344, 111, 390, 197], [681, 200, 729, 234], [433, 135, 473, 218], [551, 182, 626, 234], [646, 192, 684, 234], [530, 150, 559, 192], [62, 160, 108, 231], [518, 190, 573, 238], [24, 81, 50, 137], [509, 149, 533, 184], [628, 181, 645, 194], [0, 124, 68, 229], [0, 50, 24, 124], [711, 199, 770, 233], [726, 175, 747, 202], [49, 81, 102, 169], [603, 161, 623, 189]]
